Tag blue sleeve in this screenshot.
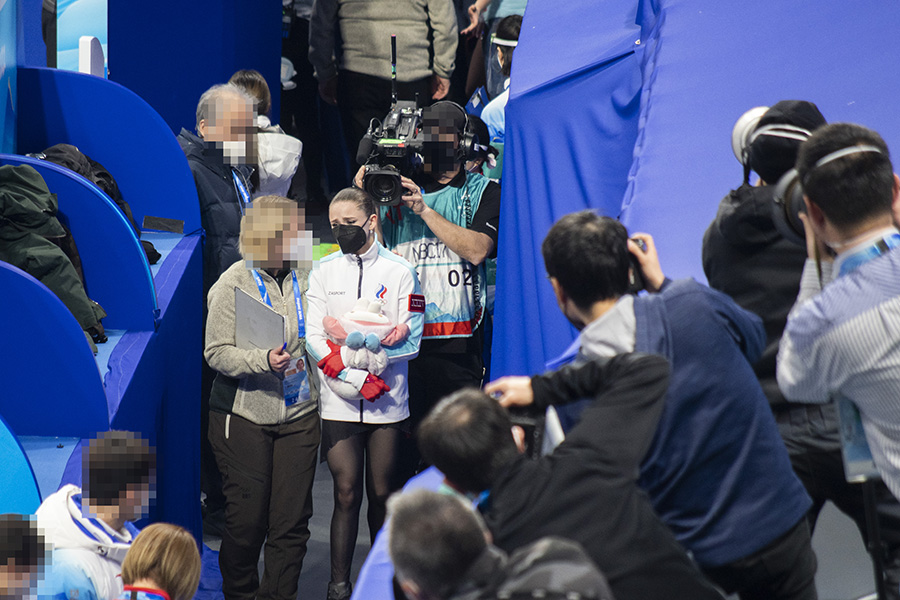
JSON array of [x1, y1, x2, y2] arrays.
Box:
[[707, 284, 766, 363], [38, 551, 99, 600]]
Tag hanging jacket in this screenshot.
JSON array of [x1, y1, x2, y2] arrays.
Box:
[[0, 164, 106, 345]]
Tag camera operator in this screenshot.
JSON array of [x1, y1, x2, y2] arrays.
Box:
[[309, 0, 458, 173], [520, 211, 815, 600], [354, 101, 500, 483], [778, 123, 900, 511], [704, 104, 900, 598], [387, 489, 615, 600]]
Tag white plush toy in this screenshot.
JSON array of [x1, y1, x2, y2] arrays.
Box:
[[323, 298, 395, 400]]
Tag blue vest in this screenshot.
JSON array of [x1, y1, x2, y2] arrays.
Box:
[[381, 172, 491, 339]]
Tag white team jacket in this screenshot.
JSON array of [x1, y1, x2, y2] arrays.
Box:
[[307, 241, 424, 423], [36, 484, 137, 600]]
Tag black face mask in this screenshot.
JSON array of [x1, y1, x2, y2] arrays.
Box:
[[333, 224, 368, 255], [423, 141, 459, 174]]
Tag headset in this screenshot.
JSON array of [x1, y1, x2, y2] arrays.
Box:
[[772, 144, 884, 244], [732, 106, 815, 186], [429, 100, 480, 162]]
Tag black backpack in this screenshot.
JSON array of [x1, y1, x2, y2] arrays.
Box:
[[31, 144, 161, 264]]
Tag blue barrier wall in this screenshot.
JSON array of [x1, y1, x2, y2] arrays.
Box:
[[108, 0, 282, 134], [491, 0, 900, 379], [0, 415, 42, 514], [0, 261, 108, 437], [16, 67, 201, 234], [0, 154, 158, 331], [1, 0, 16, 153]]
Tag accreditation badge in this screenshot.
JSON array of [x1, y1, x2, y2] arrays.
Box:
[[283, 356, 310, 406]]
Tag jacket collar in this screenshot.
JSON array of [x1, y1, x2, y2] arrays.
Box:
[[178, 128, 254, 180], [340, 238, 381, 266]]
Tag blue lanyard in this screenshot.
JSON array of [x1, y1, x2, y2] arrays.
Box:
[[251, 270, 305, 339], [231, 169, 252, 214], [838, 233, 900, 277]]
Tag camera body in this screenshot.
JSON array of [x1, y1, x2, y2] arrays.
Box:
[[359, 100, 425, 206], [627, 237, 647, 294]]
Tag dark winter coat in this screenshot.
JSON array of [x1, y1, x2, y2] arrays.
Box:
[[177, 128, 254, 296]]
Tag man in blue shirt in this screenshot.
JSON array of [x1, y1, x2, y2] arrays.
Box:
[[779, 123, 900, 502], [497, 211, 815, 600]]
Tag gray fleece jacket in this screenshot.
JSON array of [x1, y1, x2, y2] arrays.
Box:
[[309, 0, 457, 82], [205, 261, 318, 425]]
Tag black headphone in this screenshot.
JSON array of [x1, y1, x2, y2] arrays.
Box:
[[772, 144, 884, 244], [740, 123, 813, 185], [430, 101, 480, 162]]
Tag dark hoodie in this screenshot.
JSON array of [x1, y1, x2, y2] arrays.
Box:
[[177, 128, 254, 296], [447, 538, 615, 600], [701, 183, 807, 409]]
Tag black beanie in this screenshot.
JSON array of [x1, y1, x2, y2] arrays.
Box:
[[748, 100, 827, 184]]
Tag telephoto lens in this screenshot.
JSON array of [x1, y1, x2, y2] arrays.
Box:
[[363, 165, 404, 206]]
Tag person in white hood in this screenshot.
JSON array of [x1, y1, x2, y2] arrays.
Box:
[[36, 431, 155, 600]]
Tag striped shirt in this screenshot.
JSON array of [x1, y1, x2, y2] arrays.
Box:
[[778, 235, 900, 499]]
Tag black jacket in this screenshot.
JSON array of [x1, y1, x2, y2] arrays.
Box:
[[701, 184, 807, 410], [177, 128, 254, 296], [482, 354, 723, 600]]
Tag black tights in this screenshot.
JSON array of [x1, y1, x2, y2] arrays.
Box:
[[326, 425, 400, 584]]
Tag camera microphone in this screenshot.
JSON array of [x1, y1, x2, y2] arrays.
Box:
[[356, 136, 374, 167]]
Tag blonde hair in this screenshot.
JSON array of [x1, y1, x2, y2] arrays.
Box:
[[239, 195, 300, 260], [121, 523, 201, 600]]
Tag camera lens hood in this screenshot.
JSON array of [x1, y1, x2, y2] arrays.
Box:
[[772, 168, 807, 246], [731, 106, 769, 163]]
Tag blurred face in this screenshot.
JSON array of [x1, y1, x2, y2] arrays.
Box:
[[242, 203, 313, 270], [198, 95, 256, 165], [330, 201, 376, 255], [422, 124, 460, 175], [0, 561, 39, 599]]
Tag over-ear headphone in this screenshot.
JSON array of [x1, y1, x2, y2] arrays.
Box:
[[430, 101, 480, 162], [773, 145, 884, 244]]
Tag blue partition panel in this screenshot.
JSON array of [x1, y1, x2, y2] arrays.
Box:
[[0, 415, 42, 514], [0, 154, 157, 331], [0, 261, 108, 437], [491, 0, 644, 378], [14, 66, 201, 233]]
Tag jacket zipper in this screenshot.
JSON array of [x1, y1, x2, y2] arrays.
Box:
[[357, 254, 364, 423]]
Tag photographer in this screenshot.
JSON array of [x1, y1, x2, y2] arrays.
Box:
[[704, 103, 900, 598], [418, 355, 724, 600], [354, 100, 500, 482], [778, 124, 900, 501], [531, 211, 815, 600]]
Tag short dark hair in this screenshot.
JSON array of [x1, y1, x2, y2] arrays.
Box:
[[84, 431, 156, 507], [331, 186, 376, 217], [797, 122, 894, 229], [0, 515, 46, 571], [388, 490, 488, 598], [496, 15, 522, 78], [541, 211, 629, 309], [418, 388, 518, 493]]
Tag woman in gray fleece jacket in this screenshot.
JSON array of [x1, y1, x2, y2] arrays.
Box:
[[204, 196, 320, 600]]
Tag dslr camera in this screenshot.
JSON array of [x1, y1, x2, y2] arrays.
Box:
[[357, 100, 425, 206]]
